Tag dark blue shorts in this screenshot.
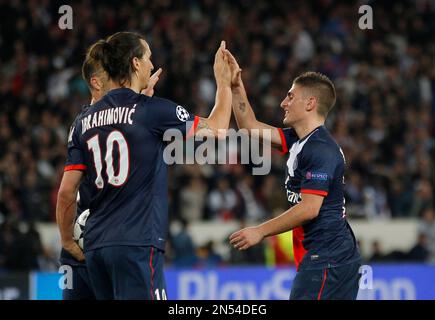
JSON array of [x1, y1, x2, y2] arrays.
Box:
[[85, 246, 167, 300], [290, 260, 361, 300], [62, 265, 95, 300]]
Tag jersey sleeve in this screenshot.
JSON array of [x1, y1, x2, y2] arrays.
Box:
[[277, 128, 298, 155], [147, 96, 199, 140], [299, 141, 338, 197], [64, 118, 87, 172]]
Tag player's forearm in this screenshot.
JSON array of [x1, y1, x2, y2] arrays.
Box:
[[195, 84, 231, 138], [56, 190, 78, 245], [206, 85, 232, 131], [257, 203, 318, 238], [231, 83, 257, 131], [232, 83, 283, 148]]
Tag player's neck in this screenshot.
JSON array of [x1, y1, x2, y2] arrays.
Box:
[[128, 78, 143, 94], [106, 80, 142, 94], [294, 118, 324, 140], [107, 82, 122, 92], [90, 91, 102, 105]]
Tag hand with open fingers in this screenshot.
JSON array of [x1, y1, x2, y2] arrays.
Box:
[[229, 226, 264, 250], [224, 49, 242, 89], [142, 68, 162, 97], [63, 240, 85, 262], [213, 40, 232, 87]]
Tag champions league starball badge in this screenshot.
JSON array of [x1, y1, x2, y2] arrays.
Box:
[[176, 105, 190, 122]]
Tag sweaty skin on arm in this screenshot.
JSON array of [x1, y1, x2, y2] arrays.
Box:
[[229, 193, 324, 250], [194, 41, 232, 138], [56, 170, 85, 261]]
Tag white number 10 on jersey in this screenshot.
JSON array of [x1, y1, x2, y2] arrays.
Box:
[[87, 130, 129, 188]]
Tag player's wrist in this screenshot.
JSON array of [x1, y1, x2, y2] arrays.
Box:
[[61, 237, 75, 247], [216, 79, 231, 88], [255, 225, 267, 239], [231, 85, 243, 94], [231, 77, 245, 92]]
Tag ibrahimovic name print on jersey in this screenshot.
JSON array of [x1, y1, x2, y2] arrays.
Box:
[[65, 88, 199, 253]]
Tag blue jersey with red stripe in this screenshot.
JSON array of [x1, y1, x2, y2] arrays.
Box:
[[65, 88, 198, 252], [60, 105, 93, 266], [279, 125, 361, 271]]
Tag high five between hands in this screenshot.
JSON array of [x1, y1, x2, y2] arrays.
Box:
[[214, 41, 242, 90], [143, 41, 241, 95]]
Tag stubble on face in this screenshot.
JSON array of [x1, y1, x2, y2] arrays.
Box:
[[139, 40, 153, 89]]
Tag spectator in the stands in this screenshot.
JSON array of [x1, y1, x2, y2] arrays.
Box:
[[407, 233, 429, 262], [418, 207, 435, 263], [207, 176, 238, 221]]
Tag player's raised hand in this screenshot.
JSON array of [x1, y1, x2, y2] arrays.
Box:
[[63, 240, 85, 262], [229, 226, 264, 250], [224, 49, 242, 89], [141, 68, 162, 97], [213, 40, 231, 87]]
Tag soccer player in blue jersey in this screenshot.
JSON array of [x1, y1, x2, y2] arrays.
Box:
[[58, 49, 106, 300], [227, 51, 362, 300], [59, 41, 161, 300], [56, 32, 232, 299]]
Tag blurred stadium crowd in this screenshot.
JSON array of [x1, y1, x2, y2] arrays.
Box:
[[0, 0, 434, 271]]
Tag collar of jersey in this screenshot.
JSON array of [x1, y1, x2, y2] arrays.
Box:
[[298, 125, 324, 143], [105, 87, 137, 96]]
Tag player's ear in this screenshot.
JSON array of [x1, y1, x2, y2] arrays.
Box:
[[306, 96, 317, 112], [90, 76, 103, 91], [132, 56, 141, 72]]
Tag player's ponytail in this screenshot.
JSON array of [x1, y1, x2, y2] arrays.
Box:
[[82, 39, 106, 87], [99, 32, 147, 87], [89, 39, 106, 62]]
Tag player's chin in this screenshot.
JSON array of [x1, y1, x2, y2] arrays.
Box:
[[283, 117, 291, 126]]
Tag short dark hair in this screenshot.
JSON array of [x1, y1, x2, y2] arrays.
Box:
[[82, 40, 106, 89], [100, 32, 147, 86], [293, 72, 336, 117]]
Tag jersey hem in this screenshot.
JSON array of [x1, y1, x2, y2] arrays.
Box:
[[301, 189, 328, 197], [84, 241, 165, 252], [64, 164, 87, 171], [277, 128, 289, 155], [297, 256, 362, 271], [185, 115, 200, 140]]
